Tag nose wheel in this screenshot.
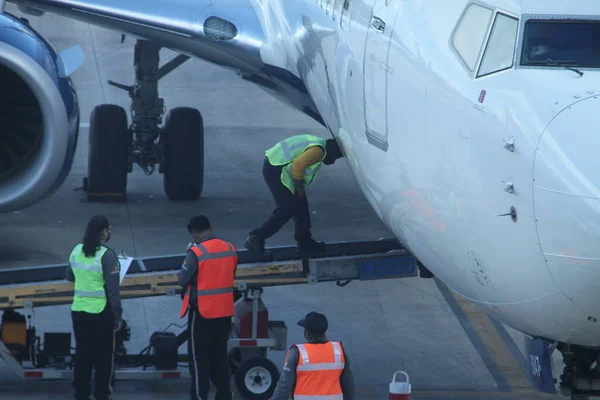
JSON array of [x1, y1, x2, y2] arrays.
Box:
[[234, 357, 279, 399]]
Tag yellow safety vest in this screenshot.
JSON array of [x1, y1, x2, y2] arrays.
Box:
[[265, 134, 327, 194], [68, 243, 109, 313]]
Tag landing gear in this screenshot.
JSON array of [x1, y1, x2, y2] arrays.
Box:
[[234, 357, 279, 400], [83, 39, 204, 202]]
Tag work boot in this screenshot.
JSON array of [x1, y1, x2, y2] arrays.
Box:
[[297, 238, 327, 257], [244, 235, 273, 261]]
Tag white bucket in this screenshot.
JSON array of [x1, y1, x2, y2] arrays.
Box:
[[389, 371, 411, 396]]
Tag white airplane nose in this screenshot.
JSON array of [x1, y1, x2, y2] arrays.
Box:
[[533, 94, 600, 321]]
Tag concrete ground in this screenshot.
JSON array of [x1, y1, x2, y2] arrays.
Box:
[[0, 4, 562, 400]]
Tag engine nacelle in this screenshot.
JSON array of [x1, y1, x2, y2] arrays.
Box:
[[0, 12, 79, 213]]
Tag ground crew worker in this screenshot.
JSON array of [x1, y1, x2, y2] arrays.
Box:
[[244, 134, 343, 257], [270, 311, 355, 400], [65, 215, 123, 400], [178, 215, 238, 400]]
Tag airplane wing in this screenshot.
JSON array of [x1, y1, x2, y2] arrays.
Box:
[[5, 0, 267, 74]]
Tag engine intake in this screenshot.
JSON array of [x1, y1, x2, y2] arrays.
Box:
[[0, 64, 42, 181], [0, 13, 79, 213]]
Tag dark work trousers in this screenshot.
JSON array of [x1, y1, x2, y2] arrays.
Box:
[[71, 304, 115, 400], [187, 307, 232, 400], [249, 157, 312, 243]]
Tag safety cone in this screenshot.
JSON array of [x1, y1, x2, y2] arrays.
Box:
[[389, 371, 411, 400]]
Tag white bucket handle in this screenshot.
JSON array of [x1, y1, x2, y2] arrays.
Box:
[[392, 371, 409, 383]]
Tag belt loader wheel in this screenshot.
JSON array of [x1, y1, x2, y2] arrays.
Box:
[[162, 107, 204, 201], [86, 104, 131, 201], [234, 357, 279, 400]]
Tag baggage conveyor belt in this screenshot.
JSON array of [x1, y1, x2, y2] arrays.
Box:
[[0, 239, 419, 310]]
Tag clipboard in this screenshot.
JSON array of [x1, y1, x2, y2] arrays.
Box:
[[117, 256, 134, 284]]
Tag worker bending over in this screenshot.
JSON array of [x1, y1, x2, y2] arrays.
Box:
[[270, 311, 355, 400], [245, 134, 343, 257], [178, 215, 238, 400], [66, 215, 122, 400]]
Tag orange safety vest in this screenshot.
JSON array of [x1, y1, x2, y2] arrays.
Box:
[[179, 238, 237, 319], [293, 341, 346, 400]]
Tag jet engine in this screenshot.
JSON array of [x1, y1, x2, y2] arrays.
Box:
[[0, 12, 79, 213]]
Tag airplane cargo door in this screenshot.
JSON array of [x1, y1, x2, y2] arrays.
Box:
[[363, 0, 397, 151]]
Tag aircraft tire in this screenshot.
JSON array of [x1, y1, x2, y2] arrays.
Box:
[[162, 107, 204, 201], [86, 104, 131, 202]]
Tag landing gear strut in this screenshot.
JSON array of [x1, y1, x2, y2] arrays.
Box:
[[83, 39, 204, 202]]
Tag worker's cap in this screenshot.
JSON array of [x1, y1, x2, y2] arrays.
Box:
[[187, 215, 211, 233], [297, 311, 328, 335]]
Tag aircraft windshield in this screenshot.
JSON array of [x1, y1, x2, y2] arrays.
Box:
[[520, 19, 600, 68]]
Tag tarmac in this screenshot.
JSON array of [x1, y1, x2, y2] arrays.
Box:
[[0, 4, 564, 399]]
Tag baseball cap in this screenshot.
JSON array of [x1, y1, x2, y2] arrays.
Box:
[[187, 215, 211, 233], [297, 311, 328, 335]]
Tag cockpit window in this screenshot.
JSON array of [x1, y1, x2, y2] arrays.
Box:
[[477, 13, 519, 77], [451, 3, 494, 72], [520, 20, 600, 68]]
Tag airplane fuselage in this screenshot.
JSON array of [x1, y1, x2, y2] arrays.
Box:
[[4, 0, 600, 349], [262, 0, 600, 347]]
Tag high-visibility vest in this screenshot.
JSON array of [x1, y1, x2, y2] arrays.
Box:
[[293, 341, 346, 400], [69, 243, 109, 314], [179, 238, 237, 319], [265, 134, 327, 194]]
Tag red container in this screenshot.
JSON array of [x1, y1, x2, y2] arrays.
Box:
[[234, 297, 269, 339]]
